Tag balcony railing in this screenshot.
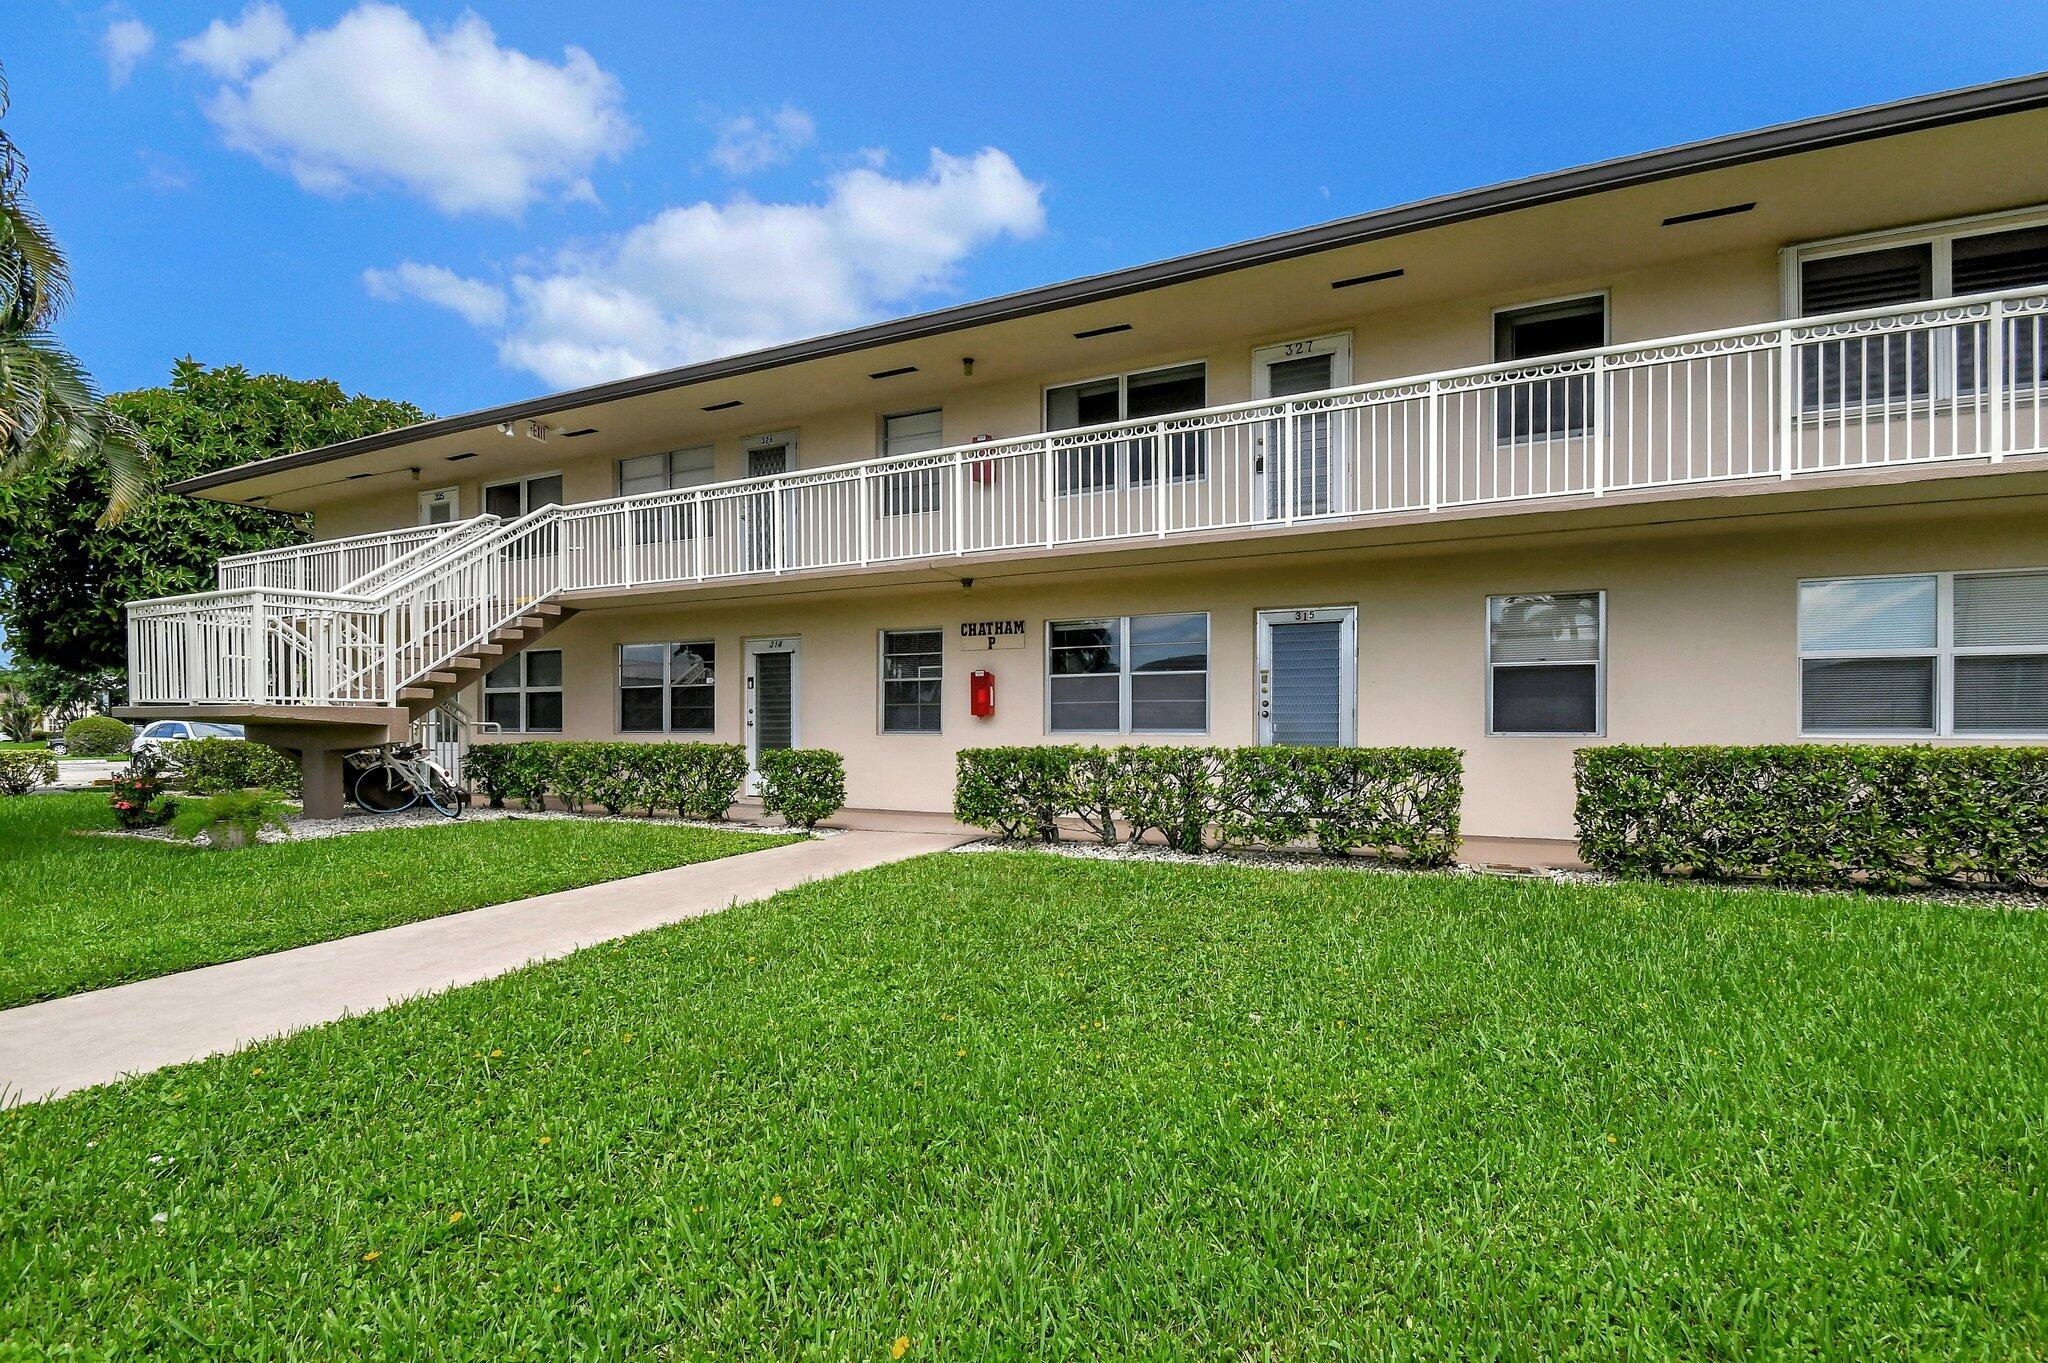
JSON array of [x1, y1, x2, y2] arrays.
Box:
[[217, 521, 475, 593], [129, 285, 2048, 709]]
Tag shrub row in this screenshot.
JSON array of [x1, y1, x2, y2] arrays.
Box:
[[955, 745, 1463, 863], [1575, 745, 2048, 891], [0, 750, 58, 796], [464, 742, 751, 820], [172, 738, 303, 797]]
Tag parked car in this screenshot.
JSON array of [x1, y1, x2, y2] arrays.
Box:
[[132, 720, 246, 760]]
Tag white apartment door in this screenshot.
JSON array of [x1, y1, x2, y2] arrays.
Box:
[[1256, 607, 1357, 747], [1253, 334, 1352, 520], [740, 433, 795, 572], [418, 486, 459, 525], [744, 636, 800, 793]]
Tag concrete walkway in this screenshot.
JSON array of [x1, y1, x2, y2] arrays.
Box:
[[0, 828, 964, 1107]]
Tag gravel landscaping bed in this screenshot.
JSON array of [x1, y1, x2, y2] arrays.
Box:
[[89, 806, 820, 847], [955, 835, 2048, 909]]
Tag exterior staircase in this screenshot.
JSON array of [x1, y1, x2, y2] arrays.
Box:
[[395, 601, 576, 717], [120, 508, 583, 816]]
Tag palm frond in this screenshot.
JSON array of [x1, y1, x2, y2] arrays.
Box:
[[0, 328, 156, 521]]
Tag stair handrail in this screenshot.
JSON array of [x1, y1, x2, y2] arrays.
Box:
[[335, 513, 503, 594]]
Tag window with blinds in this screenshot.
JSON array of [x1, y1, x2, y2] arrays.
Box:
[[1798, 570, 2048, 735], [1486, 592, 1603, 735], [1953, 571, 2048, 733], [877, 411, 944, 516], [1793, 217, 2048, 410]]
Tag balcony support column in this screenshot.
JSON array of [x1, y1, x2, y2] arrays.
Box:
[[295, 747, 349, 820]]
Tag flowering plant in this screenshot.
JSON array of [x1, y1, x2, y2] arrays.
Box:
[[108, 752, 175, 829]]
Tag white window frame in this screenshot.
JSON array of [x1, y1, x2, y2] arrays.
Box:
[[877, 627, 945, 735], [617, 446, 716, 497], [482, 471, 565, 518], [1797, 568, 2048, 739], [1044, 612, 1211, 736], [483, 648, 564, 733], [1778, 203, 2048, 314], [616, 640, 716, 735], [877, 411, 945, 516], [1042, 361, 1209, 494], [1484, 590, 1607, 738]]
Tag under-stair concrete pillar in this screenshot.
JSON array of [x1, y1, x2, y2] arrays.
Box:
[[297, 748, 349, 820]]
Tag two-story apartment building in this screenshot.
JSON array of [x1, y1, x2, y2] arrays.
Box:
[[125, 75, 2048, 846]]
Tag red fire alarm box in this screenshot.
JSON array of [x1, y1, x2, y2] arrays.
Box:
[[970, 669, 995, 718]]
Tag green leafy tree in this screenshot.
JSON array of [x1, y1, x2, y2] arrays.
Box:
[[0, 360, 427, 683], [0, 65, 149, 519]]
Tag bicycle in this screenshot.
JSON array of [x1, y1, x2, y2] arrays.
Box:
[[346, 743, 467, 818]]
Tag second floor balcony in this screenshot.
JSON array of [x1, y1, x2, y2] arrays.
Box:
[[130, 284, 2048, 710]]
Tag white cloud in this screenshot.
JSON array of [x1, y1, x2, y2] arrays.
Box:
[[362, 261, 507, 327], [176, 2, 290, 80], [708, 106, 815, 176], [101, 16, 157, 88], [375, 147, 1046, 388], [179, 3, 634, 216]]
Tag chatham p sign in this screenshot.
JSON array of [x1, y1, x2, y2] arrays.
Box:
[[956, 619, 1027, 651]]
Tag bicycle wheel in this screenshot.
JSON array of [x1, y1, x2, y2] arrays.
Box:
[[352, 764, 420, 813], [420, 765, 465, 819]]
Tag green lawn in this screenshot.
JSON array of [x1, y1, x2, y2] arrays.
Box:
[[3, 852, 2043, 1359], [0, 793, 797, 1009]]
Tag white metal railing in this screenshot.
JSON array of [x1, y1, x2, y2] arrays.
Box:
[[217, 521, 477, 592], [130, 285, 2048, 709]]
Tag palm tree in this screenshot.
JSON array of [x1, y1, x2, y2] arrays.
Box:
[[0, 65, 148, 521]]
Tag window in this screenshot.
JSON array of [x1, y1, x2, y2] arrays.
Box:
[[1047, 612, 1208, 733], [1493, 297, 1605, 441], [1045, 363, 1207, 492], [618, 642, 715, 733], [1487, 592, 1604, 735], [484, 649, 563, 732], [878, 410, 944, 515], [619, 448, 714, 542], [619, 446, 715, 496], [1791, 212, 2048, 410], [483, 473, 565, 519], [879, 629, 943, 733], [1799, 570, 2048, 735]]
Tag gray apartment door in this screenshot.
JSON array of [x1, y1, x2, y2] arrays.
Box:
[[1254, 335, 1352, 520], [1256, 607, 1357, 746], [741, 435, 793, 571], [745, 636, 799, 792]]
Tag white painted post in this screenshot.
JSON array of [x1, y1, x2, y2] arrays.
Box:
[[1989, 306, 2008, 461]]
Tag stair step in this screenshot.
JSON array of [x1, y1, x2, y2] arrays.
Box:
[[447, 657, 485, 672], [398, 687, 437, 702], [423, 671, 458, 685]]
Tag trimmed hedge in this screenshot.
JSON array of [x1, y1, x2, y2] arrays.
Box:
[[62, 715, 133, 758], [172, 738, 303, 797], [1575, 745, 2048, 891], [0, 750, 58, 796], [956, 745, 1463, 864], [758, 748, 847, 830], [461, 741, 750, 821]]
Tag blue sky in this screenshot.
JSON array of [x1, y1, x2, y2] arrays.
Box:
[[6, 0, 2048, 421]]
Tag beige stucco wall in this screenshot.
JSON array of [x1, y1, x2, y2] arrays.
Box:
[[313, 246, 1784, 541], [462, 496, 2047, 841]]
